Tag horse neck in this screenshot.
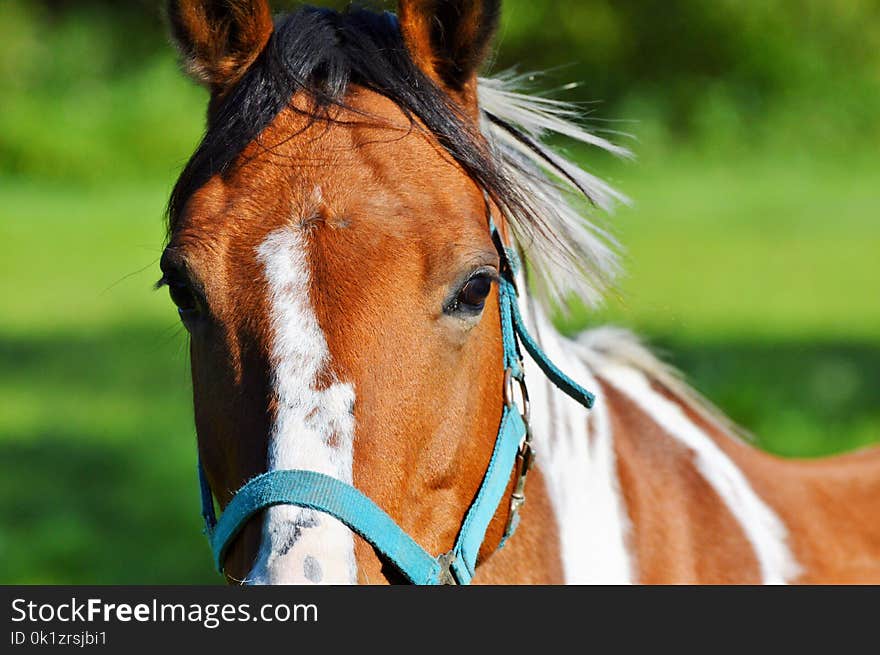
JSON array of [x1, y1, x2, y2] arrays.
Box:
[[493, 284, 635, 584]]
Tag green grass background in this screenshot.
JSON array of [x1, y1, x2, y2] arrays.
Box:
[[1, 0, 878, 584]]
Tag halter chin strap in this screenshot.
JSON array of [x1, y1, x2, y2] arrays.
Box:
[[196, 219, 595, 584]]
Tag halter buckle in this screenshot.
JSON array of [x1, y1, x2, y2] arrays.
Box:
[[436, 551, 459, 585], [506, 429, 535, 529], [503, 368, 530, 425], [503, 367, 535, 541]]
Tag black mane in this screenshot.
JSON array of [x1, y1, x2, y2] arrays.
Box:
[[168, 5, 504, 229]]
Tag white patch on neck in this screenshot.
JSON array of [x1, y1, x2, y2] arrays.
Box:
[[519, 296, 634, 584], [246, 226, 357, 585], [596, 364, 801, 584]]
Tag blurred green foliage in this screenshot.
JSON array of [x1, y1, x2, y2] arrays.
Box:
[[0, 1, 204, 183], [2, 0, 880, 182], [499, 0, 880, 153], [0, 1, 878, 583]]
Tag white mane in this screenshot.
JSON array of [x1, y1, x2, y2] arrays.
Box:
[[478, 71, 632, 311]]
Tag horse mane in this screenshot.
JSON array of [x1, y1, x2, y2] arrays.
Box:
[[168, 5, 630, 312], [575, 326, 752, 443], [478, 72, 630, 310]]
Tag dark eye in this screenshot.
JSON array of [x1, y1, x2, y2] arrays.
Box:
[[158, 251, 205, 327], [158, 274, 203, 327], [452, 273, 494, 314], [168, 282, 200, 319]]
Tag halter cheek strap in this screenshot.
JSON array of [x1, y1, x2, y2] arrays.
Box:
[[196, 220, 595, 584]]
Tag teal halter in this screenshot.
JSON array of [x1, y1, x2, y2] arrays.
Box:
[[196, 218, 595, 584]]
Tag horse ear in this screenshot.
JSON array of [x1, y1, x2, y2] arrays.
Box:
[[398, 0, 500, 98], [166, 0, 274, 95]]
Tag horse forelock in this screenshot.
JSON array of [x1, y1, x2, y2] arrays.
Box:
[[167, 5, 629, 315]]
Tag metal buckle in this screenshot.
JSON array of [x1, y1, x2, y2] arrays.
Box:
[[514, 437, 536, 504], [505, 430, 535, 536], [436, 551, 458, 585], [503, 368, 530, 425], [503, 366, 535, 539]]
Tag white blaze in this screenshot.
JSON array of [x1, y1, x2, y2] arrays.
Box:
[[246, 227, 357, 585]]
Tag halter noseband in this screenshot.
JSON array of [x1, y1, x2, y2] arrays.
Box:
[[195, 214, 595, 584]]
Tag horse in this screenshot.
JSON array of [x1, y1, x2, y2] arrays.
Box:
[[161, 0, 880, 584]]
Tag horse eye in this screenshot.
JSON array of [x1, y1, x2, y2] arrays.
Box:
[[454, 274, 494, 313], [167, 282, 201, 321]]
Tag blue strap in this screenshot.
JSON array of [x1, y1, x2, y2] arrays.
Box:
[[208, 409, 528, 585], [198, 459, 217, 536], [449, 406, 526, 584], [498, 277, 524, 379], [197, 216, 596, 584], [490, 219, 594, 410], [510, 298, 595, 409], [210, 470, 443, 584]]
